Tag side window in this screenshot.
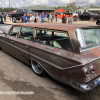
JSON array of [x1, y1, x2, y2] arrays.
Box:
[[9, 27, 20, 37], [35, 29, 72, 51], [20, 27, 34, 41]]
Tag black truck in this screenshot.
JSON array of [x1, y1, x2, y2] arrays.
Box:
[[78, 12, 99, 21], [11, 9, 35, 23]]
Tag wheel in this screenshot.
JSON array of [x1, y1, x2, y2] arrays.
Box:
[[31, 60, 46, 76], [12, 17, 16, 23], [90, 17, 94, 22]]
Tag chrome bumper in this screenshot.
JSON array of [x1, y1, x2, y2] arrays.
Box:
[[69, 77, 100, 92]]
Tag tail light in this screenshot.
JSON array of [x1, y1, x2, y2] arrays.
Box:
[[84, 68, 90, 77], [90, 66, 95, 74]]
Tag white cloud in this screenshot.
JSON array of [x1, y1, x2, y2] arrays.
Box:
[[5, 1, 9, 5], [88, 0, 96, 4], [0, 0, 99, 7], [20, 0, 24, 4]]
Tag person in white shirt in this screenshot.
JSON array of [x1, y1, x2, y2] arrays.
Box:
[[30, 13, 35, 23], [73, 11, 76, 17], [76, 12, 78, 21], [36, 13, 41, 23]]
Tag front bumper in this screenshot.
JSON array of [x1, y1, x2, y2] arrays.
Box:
[[69, 77, 100, 92]]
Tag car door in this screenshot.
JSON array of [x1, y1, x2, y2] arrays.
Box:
[[0, 29, 6, 49], [14, 27, 34, 64], [2, 26, 21, 57]]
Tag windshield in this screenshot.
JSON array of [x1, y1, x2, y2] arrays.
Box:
[[88, 12, 93, 14], [77, 29, 100, 51], [23, 9, 31, 12]]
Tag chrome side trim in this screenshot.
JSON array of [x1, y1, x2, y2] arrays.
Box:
[[0, 39, 87, 70], [80, 45, 100, 52]]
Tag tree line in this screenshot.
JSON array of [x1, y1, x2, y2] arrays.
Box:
[[51, 2, 100, 11], [0, 7, 16, 12], [0, 2, 100, 12]]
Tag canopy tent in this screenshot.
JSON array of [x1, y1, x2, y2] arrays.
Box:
[[55, 8, 66, 12]]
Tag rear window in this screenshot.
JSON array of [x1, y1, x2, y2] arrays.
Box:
[[77, 29, 100, 51]]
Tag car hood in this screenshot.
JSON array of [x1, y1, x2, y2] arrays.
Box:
[[0, 25, 12, 33]]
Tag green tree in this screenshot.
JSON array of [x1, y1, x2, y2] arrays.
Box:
[[89, 4, 94, 8]]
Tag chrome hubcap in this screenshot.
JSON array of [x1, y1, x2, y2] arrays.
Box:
[[31, 60, 43, 74]]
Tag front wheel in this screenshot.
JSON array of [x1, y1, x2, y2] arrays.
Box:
[[31, 60, 46, 76], [90, 17, 94, 22], [12, 17, 16, 23]]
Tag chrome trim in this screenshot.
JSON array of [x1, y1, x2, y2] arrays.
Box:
[[80, 45, 100, 52], [90, 66, 95, 74], [0, 39, 87, 70], [84, 68, 89, 77], [70, 76, 100, 92]]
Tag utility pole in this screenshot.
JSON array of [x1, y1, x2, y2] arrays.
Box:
[[9, 0, 10, 12], [70, 0, 71, 9]]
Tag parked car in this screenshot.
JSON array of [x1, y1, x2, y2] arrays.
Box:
[[0, 15, 4, 24], [78, 12, 99, 21], [0, 23, 100, 92], [11, 9, 36, 23]]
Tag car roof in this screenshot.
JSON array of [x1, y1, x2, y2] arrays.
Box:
[[14, 23, 98, 32]]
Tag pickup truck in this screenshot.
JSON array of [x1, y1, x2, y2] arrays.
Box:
[[11, 9, 35, 23], [78, 12, 99, 21]]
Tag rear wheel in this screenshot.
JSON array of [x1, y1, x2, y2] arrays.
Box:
[[31, 60, 46, 76], [12, 17, 16, 23], [90, 17, 94, 22]]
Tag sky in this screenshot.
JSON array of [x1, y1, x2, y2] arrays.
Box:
[[0, 0, 99, 8]]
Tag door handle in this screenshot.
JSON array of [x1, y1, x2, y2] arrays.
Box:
[[25, 45, 29, 49], [11, 41, 15, 43]]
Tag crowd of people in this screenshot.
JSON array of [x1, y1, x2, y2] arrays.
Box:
[[2, 10, 100, 26], [19, 11, 76, 24], [20, 12, 58, 23]]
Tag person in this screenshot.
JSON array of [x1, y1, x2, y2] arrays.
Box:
[[62, 13, 67, 23], [26, 13, 30, 23], [4, 12, 7, 22], [68, 14, 73, 24], [8, 12, 11, 21], [73, 11, 76, 17], [55, 13, 57, 22], [73, 11, 77, 21], [52, 13, 54, 20], [47, 12, 49, 22], [41, 12, 45, 22], [76, 12, 78, 21], [95, 14, 100, 25], [36, 13, 41, 23], [45, 14, 48, 22], [20, 13, 27, 23], [29, 13, 35, 23], [50, 12, 52, 22]]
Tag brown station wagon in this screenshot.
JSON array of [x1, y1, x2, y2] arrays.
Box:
[[0, 23, 100, 92]]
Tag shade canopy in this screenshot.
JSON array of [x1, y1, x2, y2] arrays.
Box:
[[55, 8, 66, 12]]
